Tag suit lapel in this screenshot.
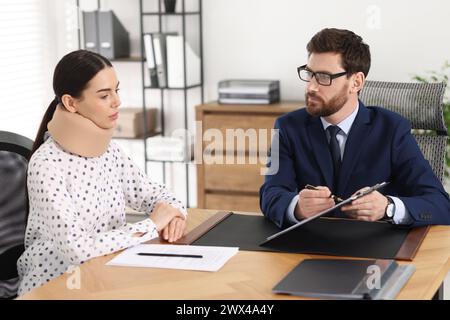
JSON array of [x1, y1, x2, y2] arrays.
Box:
[[337, 102, 372, 195], [306, 117, 334, 190]]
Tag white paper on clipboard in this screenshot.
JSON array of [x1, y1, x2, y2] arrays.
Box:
[[260, 181, 390, 245]]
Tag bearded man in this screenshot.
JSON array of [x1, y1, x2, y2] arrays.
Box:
[[259, 28, 450, 228]]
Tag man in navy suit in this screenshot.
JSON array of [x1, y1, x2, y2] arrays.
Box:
[[260, 28, 450, 228]]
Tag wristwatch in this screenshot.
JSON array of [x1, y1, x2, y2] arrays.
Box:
[[384, 196, 396, 223]]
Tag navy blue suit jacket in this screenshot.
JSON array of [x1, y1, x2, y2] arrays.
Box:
[[259, 101, 450, 228]]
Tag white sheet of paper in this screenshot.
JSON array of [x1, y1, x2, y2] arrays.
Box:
[[106, 244, 239, 272]]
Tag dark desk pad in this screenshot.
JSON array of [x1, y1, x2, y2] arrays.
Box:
[[192, 214, 417, 260]]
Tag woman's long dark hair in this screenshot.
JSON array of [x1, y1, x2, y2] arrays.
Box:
[[30, 50, 112, 158]]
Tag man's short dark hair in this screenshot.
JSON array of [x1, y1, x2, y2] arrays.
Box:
[[306, 28, 371, 77]]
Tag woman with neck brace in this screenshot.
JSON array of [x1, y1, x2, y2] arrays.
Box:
[[17, 50, 187, 296]]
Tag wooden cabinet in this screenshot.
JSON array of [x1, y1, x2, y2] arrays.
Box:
[[196, 101, 302, 212]]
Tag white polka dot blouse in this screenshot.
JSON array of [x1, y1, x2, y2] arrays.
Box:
[[17, 136, 186, 296]]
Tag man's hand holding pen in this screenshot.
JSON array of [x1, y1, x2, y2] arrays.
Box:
[[295, 182, 390, 221], [295, 185, 335, 220]]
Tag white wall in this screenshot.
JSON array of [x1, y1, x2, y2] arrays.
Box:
[[203, 0, 450, 102]]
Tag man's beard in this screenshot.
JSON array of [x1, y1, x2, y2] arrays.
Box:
[[305, 85, 349, 117]]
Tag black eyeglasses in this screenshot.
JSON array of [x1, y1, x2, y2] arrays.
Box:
[[297, 65, 347, 86]]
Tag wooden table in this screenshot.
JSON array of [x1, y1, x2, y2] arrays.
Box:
[[19, 209, 450, 300]]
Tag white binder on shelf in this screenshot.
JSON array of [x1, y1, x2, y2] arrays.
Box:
[[152, 34, 167, 88], [152, 33, 176, 88], [166, 35, 201, 88], [143, 33, 159, 88]]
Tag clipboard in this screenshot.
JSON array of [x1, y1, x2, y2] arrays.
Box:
[[261, 182, 390, 244]]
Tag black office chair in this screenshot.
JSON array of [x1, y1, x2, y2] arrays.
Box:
[[360, 81, 448, 182], [0, 131, 33, 299]]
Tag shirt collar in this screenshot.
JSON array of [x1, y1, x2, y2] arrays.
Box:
[[320, 102, 359, 135]]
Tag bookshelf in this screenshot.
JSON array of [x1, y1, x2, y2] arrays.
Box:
[[77, 0, 204, 207], [139, 0, 204, 208]]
